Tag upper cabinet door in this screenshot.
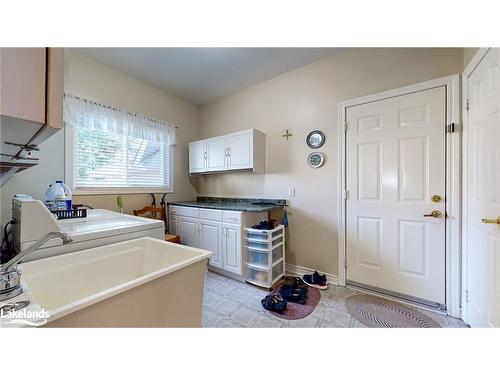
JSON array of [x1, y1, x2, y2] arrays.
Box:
[[227, 130, 253, 170], [0, 48, 46, 124], [189, 140, 207, 173], [206, 135, 228, 171]]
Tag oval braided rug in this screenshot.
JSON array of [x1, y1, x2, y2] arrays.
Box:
[[265, 286, 321, 320], [346, 295, 440, 328]]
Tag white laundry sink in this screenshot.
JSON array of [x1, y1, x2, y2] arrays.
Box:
[[15, 237, 211, 327]]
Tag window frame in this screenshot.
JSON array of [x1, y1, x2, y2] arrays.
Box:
[[64, 121, 175, 195]]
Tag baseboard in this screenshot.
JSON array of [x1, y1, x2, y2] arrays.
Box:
[[285, 263, 338, 285]]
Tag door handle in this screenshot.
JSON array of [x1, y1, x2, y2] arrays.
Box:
[[423, 210, 442, 218], [482, 217, 500, 224]]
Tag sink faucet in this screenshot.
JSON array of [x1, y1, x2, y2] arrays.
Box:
[[0, 232, 72, 302]]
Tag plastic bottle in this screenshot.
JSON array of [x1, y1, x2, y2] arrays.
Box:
[[59, 181, 72, 210], [54, 182, 67, 211], [44, 184, 55, 211]]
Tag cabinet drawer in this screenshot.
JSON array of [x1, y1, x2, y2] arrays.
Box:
[[247, 244, 284, 267], [246, 260, 284, 288], [199, 208, 223, 221], [169, 205, 199, 218], [245, 237, 283, 250], [223, 210, 242, 224], [246, 226, 284, 241]]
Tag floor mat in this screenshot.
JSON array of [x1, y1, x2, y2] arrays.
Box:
[[345, 294, 440, 328], [265, 285, 321, 320]]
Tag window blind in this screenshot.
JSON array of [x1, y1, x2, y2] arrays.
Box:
[[64, 94, 175, 190]]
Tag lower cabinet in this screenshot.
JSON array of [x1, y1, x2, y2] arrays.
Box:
[[199, 220, 223, 269], [178, 216, 199, 248], [222, 223, 242, 275], [169, 206, 266, 278]]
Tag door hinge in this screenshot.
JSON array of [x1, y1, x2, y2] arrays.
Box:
[[465, 290, 469, 303], [344, 189, 350, 200], [344, 121, 348, 132], [446, 123, 459, 133], [344, 258, 348, 268], [466, 98, 470, 111]]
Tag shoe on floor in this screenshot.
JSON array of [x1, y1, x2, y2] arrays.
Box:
[[302, 271, 328, 290], [261, 292, 287, 313], [283, 276, 307, 289], [279, 284, 308, 305]]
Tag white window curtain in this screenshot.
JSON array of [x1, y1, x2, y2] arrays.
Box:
[[64, 94, 176, 191]]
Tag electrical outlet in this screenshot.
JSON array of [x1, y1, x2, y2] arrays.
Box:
[[288, 187, 295, 197]]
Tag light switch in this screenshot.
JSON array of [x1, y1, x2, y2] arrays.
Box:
[[288, 187, 295, 197]]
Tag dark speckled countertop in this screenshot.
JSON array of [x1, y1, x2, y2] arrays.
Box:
[[168, 197, 286, 212]]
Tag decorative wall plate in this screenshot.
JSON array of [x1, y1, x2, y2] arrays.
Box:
[[307, 152, 325, 168], [306, 130, 325, 148]]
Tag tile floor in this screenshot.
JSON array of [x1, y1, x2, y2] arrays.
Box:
[[202, 271, 468, 328]]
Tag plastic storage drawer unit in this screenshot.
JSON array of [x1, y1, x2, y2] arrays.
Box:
[[244, 225, 285, 288]]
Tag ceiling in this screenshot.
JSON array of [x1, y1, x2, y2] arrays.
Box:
[[74, 48, 342, 105]]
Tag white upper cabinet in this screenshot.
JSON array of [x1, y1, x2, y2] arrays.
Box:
[[1, 48, 64, 185], [189, 129, 265, 175], [227, 130, 252, 170], [206, 135, 227, 171], [189, 140, 207, 174], [0, 48, 46, 124]]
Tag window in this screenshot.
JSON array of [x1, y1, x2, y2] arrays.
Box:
[[64, 94, 176, 194]]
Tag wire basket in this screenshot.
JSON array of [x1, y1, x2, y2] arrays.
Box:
[[50, 208, 87, 220]]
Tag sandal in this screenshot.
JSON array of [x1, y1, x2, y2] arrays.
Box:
[[261, 292, 287, 314]]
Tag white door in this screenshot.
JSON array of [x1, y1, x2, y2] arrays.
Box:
[[223, 223, 242, 275], [189, 140, 206, 173], [168, 215, 178, 236], [227, 131, 252, 170], [179, 217, 199, 248], [465, 48, 500, 327], [206, 136, 228, 171], [346, 86, 446, 306], [199, 219, 223, 268]]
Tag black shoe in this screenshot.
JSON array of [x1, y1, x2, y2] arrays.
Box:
[[283, 276, 308, 290], [252, 221, 275, 230], [302, 271, 328, 290], [279, 284, 308, 304], [261, 292, 287, 313]]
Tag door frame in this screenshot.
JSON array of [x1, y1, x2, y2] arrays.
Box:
[[337, 74, 461, 317], [461, 48, 491, 324]]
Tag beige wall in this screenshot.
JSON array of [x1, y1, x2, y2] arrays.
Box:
[[197, 48, 465, 276], [463, 48, 480, 68], [0, 51, 199, 235]]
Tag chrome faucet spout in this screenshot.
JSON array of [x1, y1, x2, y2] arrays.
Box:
[[0, 232, 73, 273]]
